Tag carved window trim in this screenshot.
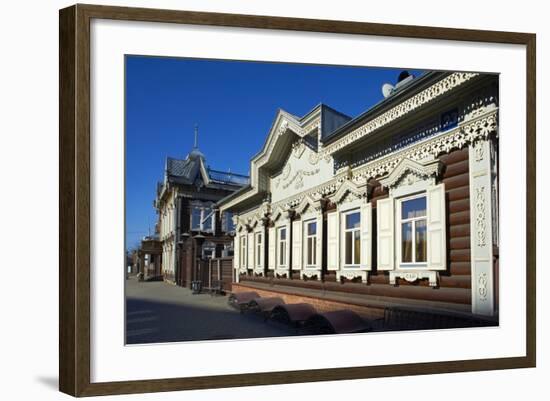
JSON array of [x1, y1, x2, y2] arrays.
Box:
[[304, 219, 318, 268], [338, 199, 363, 270], [395, 192, 429, 269], [254, 231, 263, 269], [277, 226, 288, 268], [239, 235, 247, 269]]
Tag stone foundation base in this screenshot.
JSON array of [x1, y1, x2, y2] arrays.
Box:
[[231, 283, 385, 320]]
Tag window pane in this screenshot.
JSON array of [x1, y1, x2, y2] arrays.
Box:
[[308, 221, 317, 236], [312, 237, 316, 265], [345, 231, 353, 264], [191, 207, 201, 230], [280, 228, 286, 241], [345, 212, 360, 229], [415, 219, 427, 262], [401, 222, 413, 263], [201, 208, 212, 231], [225, 212, 234, 232], [401, 197, 427, 219], [307, 238, 313, 265], [354, 230, 361, 264], [257, 233, 262, 244]]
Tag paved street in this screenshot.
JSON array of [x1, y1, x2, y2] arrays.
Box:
[[125, 277, 295, 344]]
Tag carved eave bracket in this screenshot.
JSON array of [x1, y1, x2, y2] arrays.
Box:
[[379, 157, 443, 190]]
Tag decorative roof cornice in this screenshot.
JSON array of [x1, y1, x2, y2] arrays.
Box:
[[319, 72, 479, 157], [351, 109, 497, 182]]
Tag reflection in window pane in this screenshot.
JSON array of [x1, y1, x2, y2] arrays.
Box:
[[415, 219, 427, 262], [354, 230, 361, 264], [203, 209, 212, 231], [345, 212, 360, 229], [402, 222, 413, 263], [191, 207, 201, 230], [312, 237, 316, 265], [401, 197, 427, 219], [308, 222, 317, 236], [307, 238, 312, 265], [345, 231, 353, 264]]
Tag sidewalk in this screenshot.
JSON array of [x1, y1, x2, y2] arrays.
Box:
[[125, 277, 295, 344]]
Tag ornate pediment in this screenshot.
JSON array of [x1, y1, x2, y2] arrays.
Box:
[[295, 194, 323, 216], [329, 180, 365, 205], [379, 157, 442, 190], [271, 204, 294, 222]]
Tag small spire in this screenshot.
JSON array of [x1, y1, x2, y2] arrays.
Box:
[[193, 124, 199, 149]]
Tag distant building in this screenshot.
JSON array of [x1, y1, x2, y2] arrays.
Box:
[[138, 236, 162, 279], [154, 127, 249, 287]]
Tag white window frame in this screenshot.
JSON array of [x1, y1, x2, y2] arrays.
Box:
[[277, 226, 288, 267], [255, 231, 262, 268], [396, 192, 428, 269], [304, 219, 317, 268], [240, 235, 247, 268], [342, 209, 361, 268]]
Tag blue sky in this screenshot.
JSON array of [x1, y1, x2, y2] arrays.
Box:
[[125, 55, 423, 250]]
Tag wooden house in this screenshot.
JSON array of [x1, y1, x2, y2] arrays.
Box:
[[155, 128, 249, 287], [218, 71, 499, 317]]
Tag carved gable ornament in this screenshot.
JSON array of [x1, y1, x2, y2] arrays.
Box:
[[271, 204, 293, 222], [379, 157, 443, 191], [329, 180, 364, 205], [295, 194, 323, 216]]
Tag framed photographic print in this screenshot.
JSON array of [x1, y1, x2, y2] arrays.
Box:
[[59, 4, 536, 397]]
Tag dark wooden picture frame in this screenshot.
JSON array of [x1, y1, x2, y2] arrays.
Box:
[[59, 3, 536, 397]]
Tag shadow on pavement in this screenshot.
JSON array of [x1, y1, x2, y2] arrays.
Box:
[[126, 296, 296, 345]]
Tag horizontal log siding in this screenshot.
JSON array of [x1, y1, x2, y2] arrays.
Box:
[[239, 149, 472, 309], [370, 147, 471, 292], [239, 276, 471, 305]]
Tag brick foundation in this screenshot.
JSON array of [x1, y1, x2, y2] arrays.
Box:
[[231, 283, 385, 320]]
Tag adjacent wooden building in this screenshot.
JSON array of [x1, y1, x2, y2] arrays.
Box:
[[155, 129, 249, 288], [218, 71, 499, 317]]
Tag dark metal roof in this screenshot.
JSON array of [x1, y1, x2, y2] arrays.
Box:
[[166, 157, 198, 184], [164, 152, 249, 189]]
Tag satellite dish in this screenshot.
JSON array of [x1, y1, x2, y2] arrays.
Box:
[[382, 83, 395, 98]]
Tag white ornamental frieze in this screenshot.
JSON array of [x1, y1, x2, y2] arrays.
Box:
[[321, 72, 479, 157]]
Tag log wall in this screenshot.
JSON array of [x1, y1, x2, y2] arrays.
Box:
[[241, 148, 472, 309]]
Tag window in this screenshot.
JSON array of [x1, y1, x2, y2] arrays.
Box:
[[278, 227, 287, 267], [305, 220, 317, 267], [343, 211, 361, 266], [224, 212, 235, 233], [240, 235, 247, 268], [191, 207, 201, 230], [255, 232, 262, 267], [399, 195, 427, 266], [202, 207, 213, 231]]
